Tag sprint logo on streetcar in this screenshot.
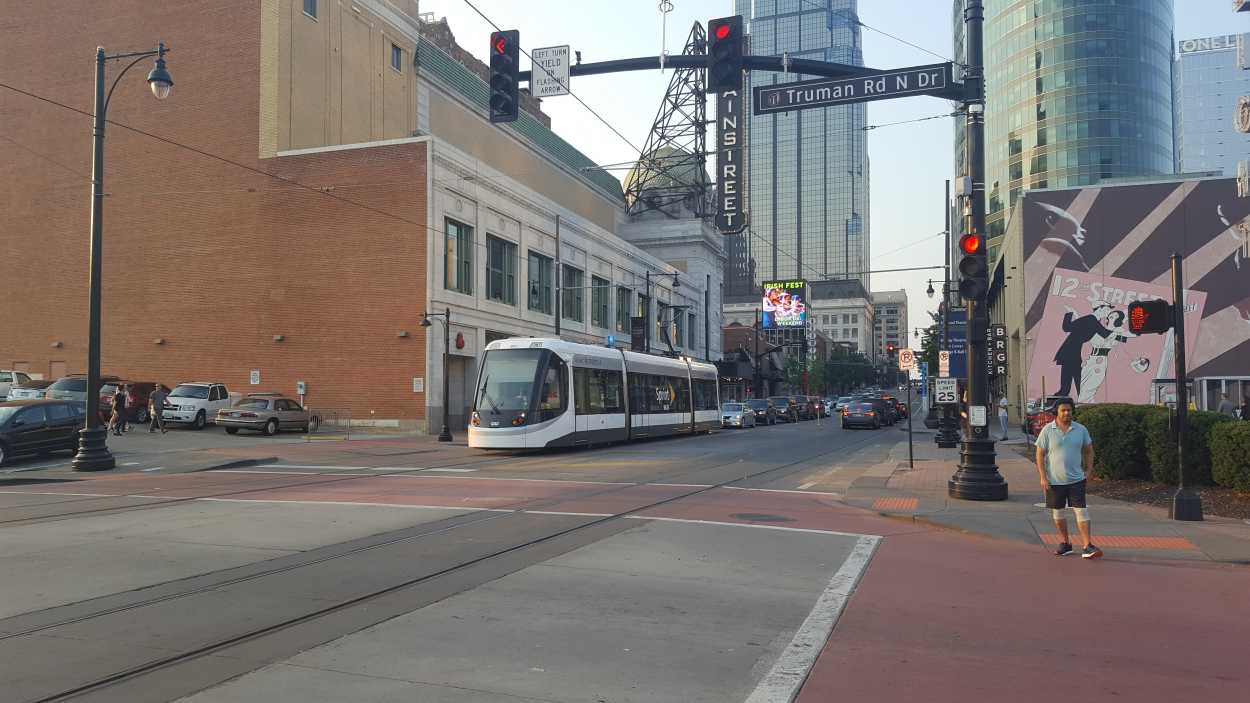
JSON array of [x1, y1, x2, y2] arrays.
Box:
[[468, 339, 721, 449]]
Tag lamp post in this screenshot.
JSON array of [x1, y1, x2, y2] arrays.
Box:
[[420, 308, 453, 442], [643, 271, 680, 353], [73, 43, 174, 472]]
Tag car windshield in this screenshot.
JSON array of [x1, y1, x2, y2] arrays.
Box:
[[170, 385, 211, 399], [721, 403, 743, 412], [48, 378, 87, 392], [0, 406, 19, 424], [235, 398, 270, 409]]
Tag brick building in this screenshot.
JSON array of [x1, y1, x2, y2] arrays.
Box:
[[0, 0, 723, 431]]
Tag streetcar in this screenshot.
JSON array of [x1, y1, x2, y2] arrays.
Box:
[[468, 338, 720, 449]]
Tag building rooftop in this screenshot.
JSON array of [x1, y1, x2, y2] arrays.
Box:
[[809, 279, 869, 301]]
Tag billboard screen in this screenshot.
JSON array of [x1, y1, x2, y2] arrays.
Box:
[[762, 279, 807, 329], [1020, 177, 1250, 405]]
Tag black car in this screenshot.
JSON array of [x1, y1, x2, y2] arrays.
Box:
[[745, 398, 777, 425], [841, 402, 882, 429], [0, 400, 85, 465], [767, 396, 799, 423], [859, 396, 897, 425]]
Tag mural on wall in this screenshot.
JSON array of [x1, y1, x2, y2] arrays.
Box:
[[1023, 178, 1250, 404]]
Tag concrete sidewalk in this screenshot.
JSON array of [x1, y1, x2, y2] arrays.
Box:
[[843, 428, 1250, 564]]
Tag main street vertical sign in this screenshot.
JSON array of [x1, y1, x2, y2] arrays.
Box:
[[715, 88, 748, 234]]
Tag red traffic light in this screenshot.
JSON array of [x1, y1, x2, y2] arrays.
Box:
[[959, 233, 981, 255], [714, 23, 731, 40], [493, 35, 508, 54]]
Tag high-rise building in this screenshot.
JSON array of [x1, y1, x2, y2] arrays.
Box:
[[952, 0, 1175, 254], [725, 0, 869, 301], [1174, 33, 1250, 177]]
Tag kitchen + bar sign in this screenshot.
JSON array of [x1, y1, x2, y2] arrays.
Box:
[[715, 89, 748, 234], [752, 62, 958, 115]]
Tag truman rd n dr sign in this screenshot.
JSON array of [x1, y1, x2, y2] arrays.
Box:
[[752, 62, 959, 115]]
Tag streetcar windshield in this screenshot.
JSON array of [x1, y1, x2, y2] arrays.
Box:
[[475, 349, 545, 416]]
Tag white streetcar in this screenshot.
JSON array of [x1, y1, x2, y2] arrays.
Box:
[[468, 338, 720, 449]]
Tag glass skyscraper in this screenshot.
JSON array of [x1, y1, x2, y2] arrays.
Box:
[[1174, 33, 1250, 177], [726, 0, 868, 299], [953, 0, 1175, 245]]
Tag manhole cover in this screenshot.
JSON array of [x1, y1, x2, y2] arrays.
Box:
[[730, 513, 794, 523]]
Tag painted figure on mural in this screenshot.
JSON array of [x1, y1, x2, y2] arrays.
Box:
[[1054, 303, 1113, 398], [1077, 309, 1134, 404], [1036, 202, 1091, 272]]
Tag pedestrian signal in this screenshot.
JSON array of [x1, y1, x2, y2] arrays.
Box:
[[1127, 299, 1173, 335]]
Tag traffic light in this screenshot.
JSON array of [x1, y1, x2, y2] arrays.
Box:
[[957, 233, 988, 300], [886, 343, 896, 356], [489, 30, 519, 123], [1128, 298, 1173, 335], [707, 15, 744, 93]]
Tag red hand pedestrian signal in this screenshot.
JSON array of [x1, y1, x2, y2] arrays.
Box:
[[1127, 299, 1173, 335]]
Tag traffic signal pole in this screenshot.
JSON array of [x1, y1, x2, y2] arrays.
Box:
[[1169, 253, 1202, 520], [948, 0, 1007, 501]]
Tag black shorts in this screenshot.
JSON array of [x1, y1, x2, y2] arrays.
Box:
[[1046, 480, 1087, 510]]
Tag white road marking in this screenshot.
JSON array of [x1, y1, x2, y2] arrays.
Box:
[[626, 516, 873, 538], [378, 474, 634, 486], [722, 485, 842, 497], [197, 497, 512, 512], [744, 535, 881, 703], [141, 467, 164, 472], [256, 464, 368, 470], [122, 462, 141, 466], [0, 490, 115, 497], [647, 482, 713, 488], [419, 468, 477, 473], [213, 470, 324, 476], [523, 510, 613, 517], [797, 482, 817, 490]]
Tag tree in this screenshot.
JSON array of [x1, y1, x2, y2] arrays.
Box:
[[783, 355, 803, 392]]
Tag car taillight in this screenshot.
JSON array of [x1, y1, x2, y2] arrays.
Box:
[[471, 411, 481, 427], [239, 412, 258, 418], [866, 411, 875, 416], [511, 412, 527, 427]]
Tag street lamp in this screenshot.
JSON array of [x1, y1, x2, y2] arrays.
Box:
[[73, 43, 173, 472], [420, 308, 453, 442]]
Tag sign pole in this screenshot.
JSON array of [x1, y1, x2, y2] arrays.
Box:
[[907, 380, 914, 469], [948, 0, 1007, 501], [1169, 253, 1202, 521]]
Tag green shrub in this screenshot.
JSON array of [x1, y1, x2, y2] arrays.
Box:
[[1076, 404, 1160, 480], [1210, 422, 1250, 491], [1144, 410, 1236, 485]]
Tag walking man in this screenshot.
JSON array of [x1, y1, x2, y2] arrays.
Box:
[[1217, 392, 1236, 417], [148, 384, 169, 434], [1035, 398, 1102, 558], [998, 395, 1010, 441], [110, 385, 127, 436]]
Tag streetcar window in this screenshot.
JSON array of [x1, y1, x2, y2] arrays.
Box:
[[575, 368, 625, 415], [538, 354, 568, 421]]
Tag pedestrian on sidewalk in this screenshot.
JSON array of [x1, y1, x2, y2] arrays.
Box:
[[109, 385, 127, 436], [1217, 393, 1236, 417], [148, 384, 169, 434], [1035, 398, 1102, 559], [998, 395, 1010, 441]]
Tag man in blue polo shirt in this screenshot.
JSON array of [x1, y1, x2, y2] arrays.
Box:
[[1035, 398, 1102, 558]]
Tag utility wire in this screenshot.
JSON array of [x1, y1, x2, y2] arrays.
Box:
[[461, 0, 647, 159], [863, 111, 959, 131]]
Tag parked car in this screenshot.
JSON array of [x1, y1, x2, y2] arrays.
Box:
[[98, 381, 157, 425], [767, 396, 799, 423], [5, 379, 54, 401], [720, 402, 757, 429], [45, 375, 120, 421], [163, 382, 236, 430], [745, 398, 777, 425], [216, 395, 320, 436], [893, 399, 909, 419], [1025, 396, 1070, 439], [0, 371, 34, 400], [0, 400, 85, 465], [841, 401, 882, 430]]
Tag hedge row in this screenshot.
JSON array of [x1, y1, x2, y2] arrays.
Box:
[[1075, 405, 1237, 485], [1210, 422, 1250, 491]]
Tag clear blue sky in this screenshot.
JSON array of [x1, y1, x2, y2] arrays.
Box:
[[425, 0, 1248, 336]]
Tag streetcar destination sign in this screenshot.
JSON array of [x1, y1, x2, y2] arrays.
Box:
[[752, 62, 955, 115]]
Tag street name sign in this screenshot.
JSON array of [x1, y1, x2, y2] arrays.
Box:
[[934, 377, 957, 404], [752, 62, 955, 115], [715, 88, 748, 234], [531, 45, 570, 97]]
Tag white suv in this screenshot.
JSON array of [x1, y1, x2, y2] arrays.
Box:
[[164, 382, 235, 430], [0, 371, 33, 400]]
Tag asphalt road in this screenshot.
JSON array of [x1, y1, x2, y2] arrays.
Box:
[[0, 419, 904, 703]]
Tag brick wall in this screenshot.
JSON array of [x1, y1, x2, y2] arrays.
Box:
[[0, 0, 430, 424]]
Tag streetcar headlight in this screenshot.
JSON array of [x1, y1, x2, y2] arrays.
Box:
[[471, 411, 481, 427], [511, 412, 527, 426]]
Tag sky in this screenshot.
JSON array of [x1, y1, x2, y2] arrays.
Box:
[[424, 0, 1250, 342]]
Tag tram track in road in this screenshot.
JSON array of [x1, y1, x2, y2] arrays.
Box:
[[10, 423, 887, 703]]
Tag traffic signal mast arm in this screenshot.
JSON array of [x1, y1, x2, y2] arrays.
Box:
[[517, 54, 875, 83]]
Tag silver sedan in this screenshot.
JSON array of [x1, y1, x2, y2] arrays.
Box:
[[216, 396, 321, 436], [720, 402, 757, 429]]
